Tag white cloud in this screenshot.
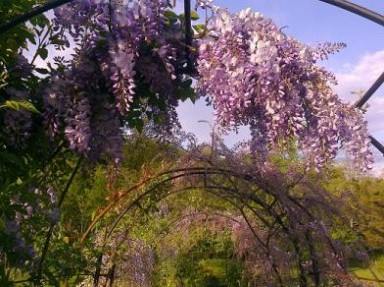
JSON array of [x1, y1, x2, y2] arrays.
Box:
[[333, 50, 384, 134], [334, 50, 384, 101]]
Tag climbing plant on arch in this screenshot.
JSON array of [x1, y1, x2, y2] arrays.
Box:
[[75, 136, 367, 286]]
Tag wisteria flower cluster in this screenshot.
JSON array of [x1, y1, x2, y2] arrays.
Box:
[[2, 1, 373, 170], [197, 8, 373, 170], [45, 0, 186, 161]]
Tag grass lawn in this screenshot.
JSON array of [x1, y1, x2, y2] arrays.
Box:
[[349, 252, 384, 285]]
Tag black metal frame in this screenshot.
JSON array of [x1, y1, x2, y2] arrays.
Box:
[[319, 0, 384, 26], [319, 0, 384, 155], [0, 0, 73, 34], [0, 0, 383, 155]]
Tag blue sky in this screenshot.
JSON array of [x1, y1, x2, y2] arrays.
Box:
[[177, 0, 384, 174]]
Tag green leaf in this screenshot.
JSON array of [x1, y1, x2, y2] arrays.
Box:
[[29, 14, 50, 28], [164, 10, 178, 22], [0, 151, 26, 169], [25, 31, 36, 45], [190, 10, 200, 21], [193, 24, 206, 34], [0, 68, 7, 89], [16, 177, 23, 185], [182, 79, 193, 87], [2, 100, 40, 113], [35, 68, 49, 75], [38, 47, 48, 60], [177, 79, 196, 102], [130, 117, 144, 133]]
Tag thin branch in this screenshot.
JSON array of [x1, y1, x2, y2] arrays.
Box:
[[238, 208, 267, 249], [30, 25, 53, 66], [35, 156, 83, 282], [11, 272, 96, 284], [109, 264, 116, 287], [292, 235, 308, 287], [318, 0, 384, 26], [105, 186, 198, 241], [239, 207, 284, 287], [305, 231, 320, 287], [106, 187, 234, 250], [42, 141, 65, 171], [57, 156, 83, 208], [206, 183, 274, 229], [0, 0, 74, 34], [93, 253, 103, 287]]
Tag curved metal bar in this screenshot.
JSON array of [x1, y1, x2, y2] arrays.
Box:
[[354, 71, 384, 108], [0, 0, 74, 35], [319, 1, 384, 156], [318, 0, 384, 27], [370, 136, 384, 157]]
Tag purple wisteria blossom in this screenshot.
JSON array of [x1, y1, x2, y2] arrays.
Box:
[[45, 0, 181, 160], [197, 7, 373, 170]]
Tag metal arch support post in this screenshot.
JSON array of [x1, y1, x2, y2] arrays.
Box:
[[358, 80, 384, 158], [355, 72, 384, 158], [370, 136, 384, 156], [354, 71, 384, 109], [184, 0, 194, 73], [184, 0, 192, 48]]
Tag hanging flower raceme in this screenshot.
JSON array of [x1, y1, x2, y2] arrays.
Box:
[[196, 8, 373, 170], [52, 0, 170, 114], [45, 0, 183, 161]]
